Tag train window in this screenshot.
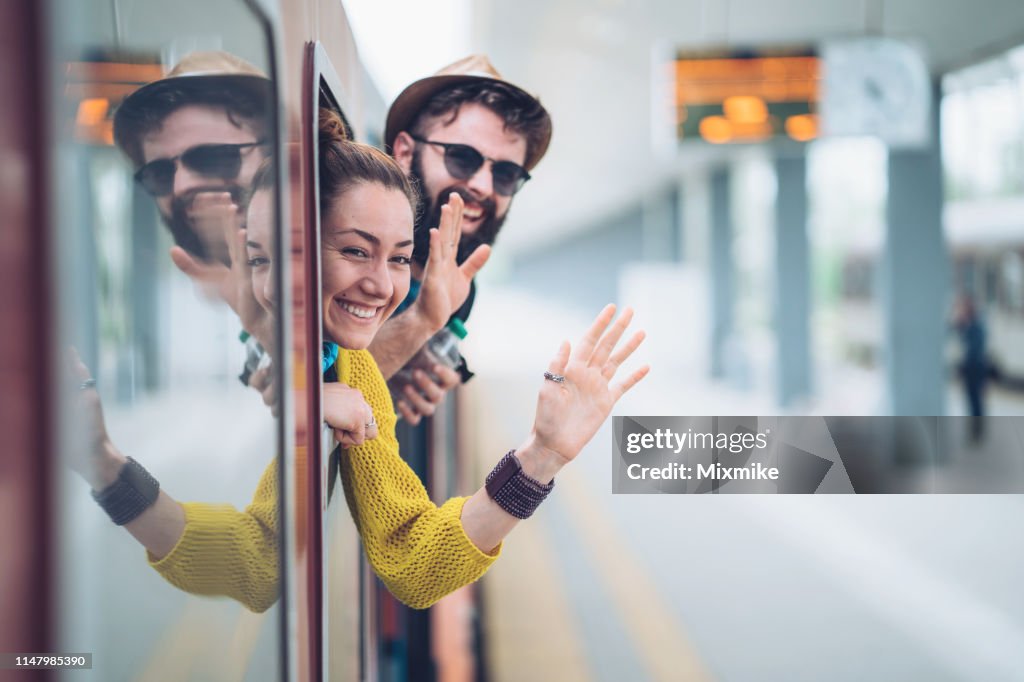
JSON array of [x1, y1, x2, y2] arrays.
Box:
[[48, 2, 285, 680], [307, 43, 368, 682]]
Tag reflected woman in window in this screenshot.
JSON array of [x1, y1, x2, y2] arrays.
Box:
[[74, 108, 648, 612]]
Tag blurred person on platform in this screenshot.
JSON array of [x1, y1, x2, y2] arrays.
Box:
[[953, 293, 989, 442]]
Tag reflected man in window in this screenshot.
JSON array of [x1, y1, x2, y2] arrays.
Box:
[[112, 50, 274, 351]]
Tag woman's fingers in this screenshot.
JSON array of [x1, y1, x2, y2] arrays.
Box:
[[602, 329, 646, 379], [335, 429, 359, 447], [612, 364, 650, 401], [572, 304, 616, 363], [590, 307, 633, 368], [346, 402, 372, 445], [547, 340, 571, 377]]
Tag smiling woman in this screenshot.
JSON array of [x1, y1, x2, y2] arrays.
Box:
[[319, 112, 418, 351]]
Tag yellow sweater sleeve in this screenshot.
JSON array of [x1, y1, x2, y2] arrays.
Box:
[[148, 461, 280, 613], [337, 349, 500, 609]]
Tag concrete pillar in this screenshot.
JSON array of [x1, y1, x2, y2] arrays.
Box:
[[641, 186, 680, 263], [883, 84, 948, 415], [709, 167, 733, 379], [675, 178, 687, 263], [774, 153, 812, 406]]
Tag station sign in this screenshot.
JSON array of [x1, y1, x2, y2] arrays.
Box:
[[668, 47, 821, 145]]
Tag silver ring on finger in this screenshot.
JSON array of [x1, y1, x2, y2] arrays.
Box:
[[543, 371, 566, 384], [365, 415, 376, 429], [79, 378, 97, 390]]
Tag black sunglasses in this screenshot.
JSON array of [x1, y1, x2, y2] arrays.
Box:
[[134, 140, 267, 197], [410, 136, 530, 197]]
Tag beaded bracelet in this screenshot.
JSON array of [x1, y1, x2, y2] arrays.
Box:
[[91, 457, 160, 525], [485, 450, 554, 519]]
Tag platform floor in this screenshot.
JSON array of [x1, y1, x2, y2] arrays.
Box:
[[463, 288, 1024, 682]]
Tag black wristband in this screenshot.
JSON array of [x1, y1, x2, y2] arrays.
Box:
[[485, 450, 554, 519], [91, 457, 160, 525]]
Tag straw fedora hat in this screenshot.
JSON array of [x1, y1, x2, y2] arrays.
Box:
[[384, 54, 552, 171], [113, 51, 271, 163]]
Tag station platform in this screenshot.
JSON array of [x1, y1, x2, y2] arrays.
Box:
[[462, 286, 1024, 682]]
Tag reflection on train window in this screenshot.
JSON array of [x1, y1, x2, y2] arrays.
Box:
[[50, 1, 284, 680]]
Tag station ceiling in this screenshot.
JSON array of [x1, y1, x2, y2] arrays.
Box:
[[470, 0, 1024, 251]]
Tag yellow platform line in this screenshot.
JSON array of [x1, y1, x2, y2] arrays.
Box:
[[135, 597, 271, 681], [483, 514, 591, 682], [465, 379, 591, 682], [558, 471, 715, 682], [221, 607, 271, 681], [136, 600, 213, 681]]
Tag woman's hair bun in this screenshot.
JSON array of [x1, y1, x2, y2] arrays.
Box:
[[316, 106, 420, 229], [318, 107, 350, 144]]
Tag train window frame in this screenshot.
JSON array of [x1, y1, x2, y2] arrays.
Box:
[[303, 40, 377, 682], [238, 3, 291, 681]]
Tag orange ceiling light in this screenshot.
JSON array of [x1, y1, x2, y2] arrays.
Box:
[[723, 95, 768, 124], [785, 113, 818, 141], [75, 97, 109, 127], [66, 57, 162, 146], [671, 49, 818, 145], [699, 116, 733, 144]]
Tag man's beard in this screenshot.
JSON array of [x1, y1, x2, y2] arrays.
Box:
[[165, 185, 247, 266], [410, 151, 507, 267]]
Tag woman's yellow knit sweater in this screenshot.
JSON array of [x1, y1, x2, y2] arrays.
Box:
[[148, 348, 499, 611]]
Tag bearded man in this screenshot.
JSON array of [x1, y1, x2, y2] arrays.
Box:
[[369, 55, 553, 424]]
